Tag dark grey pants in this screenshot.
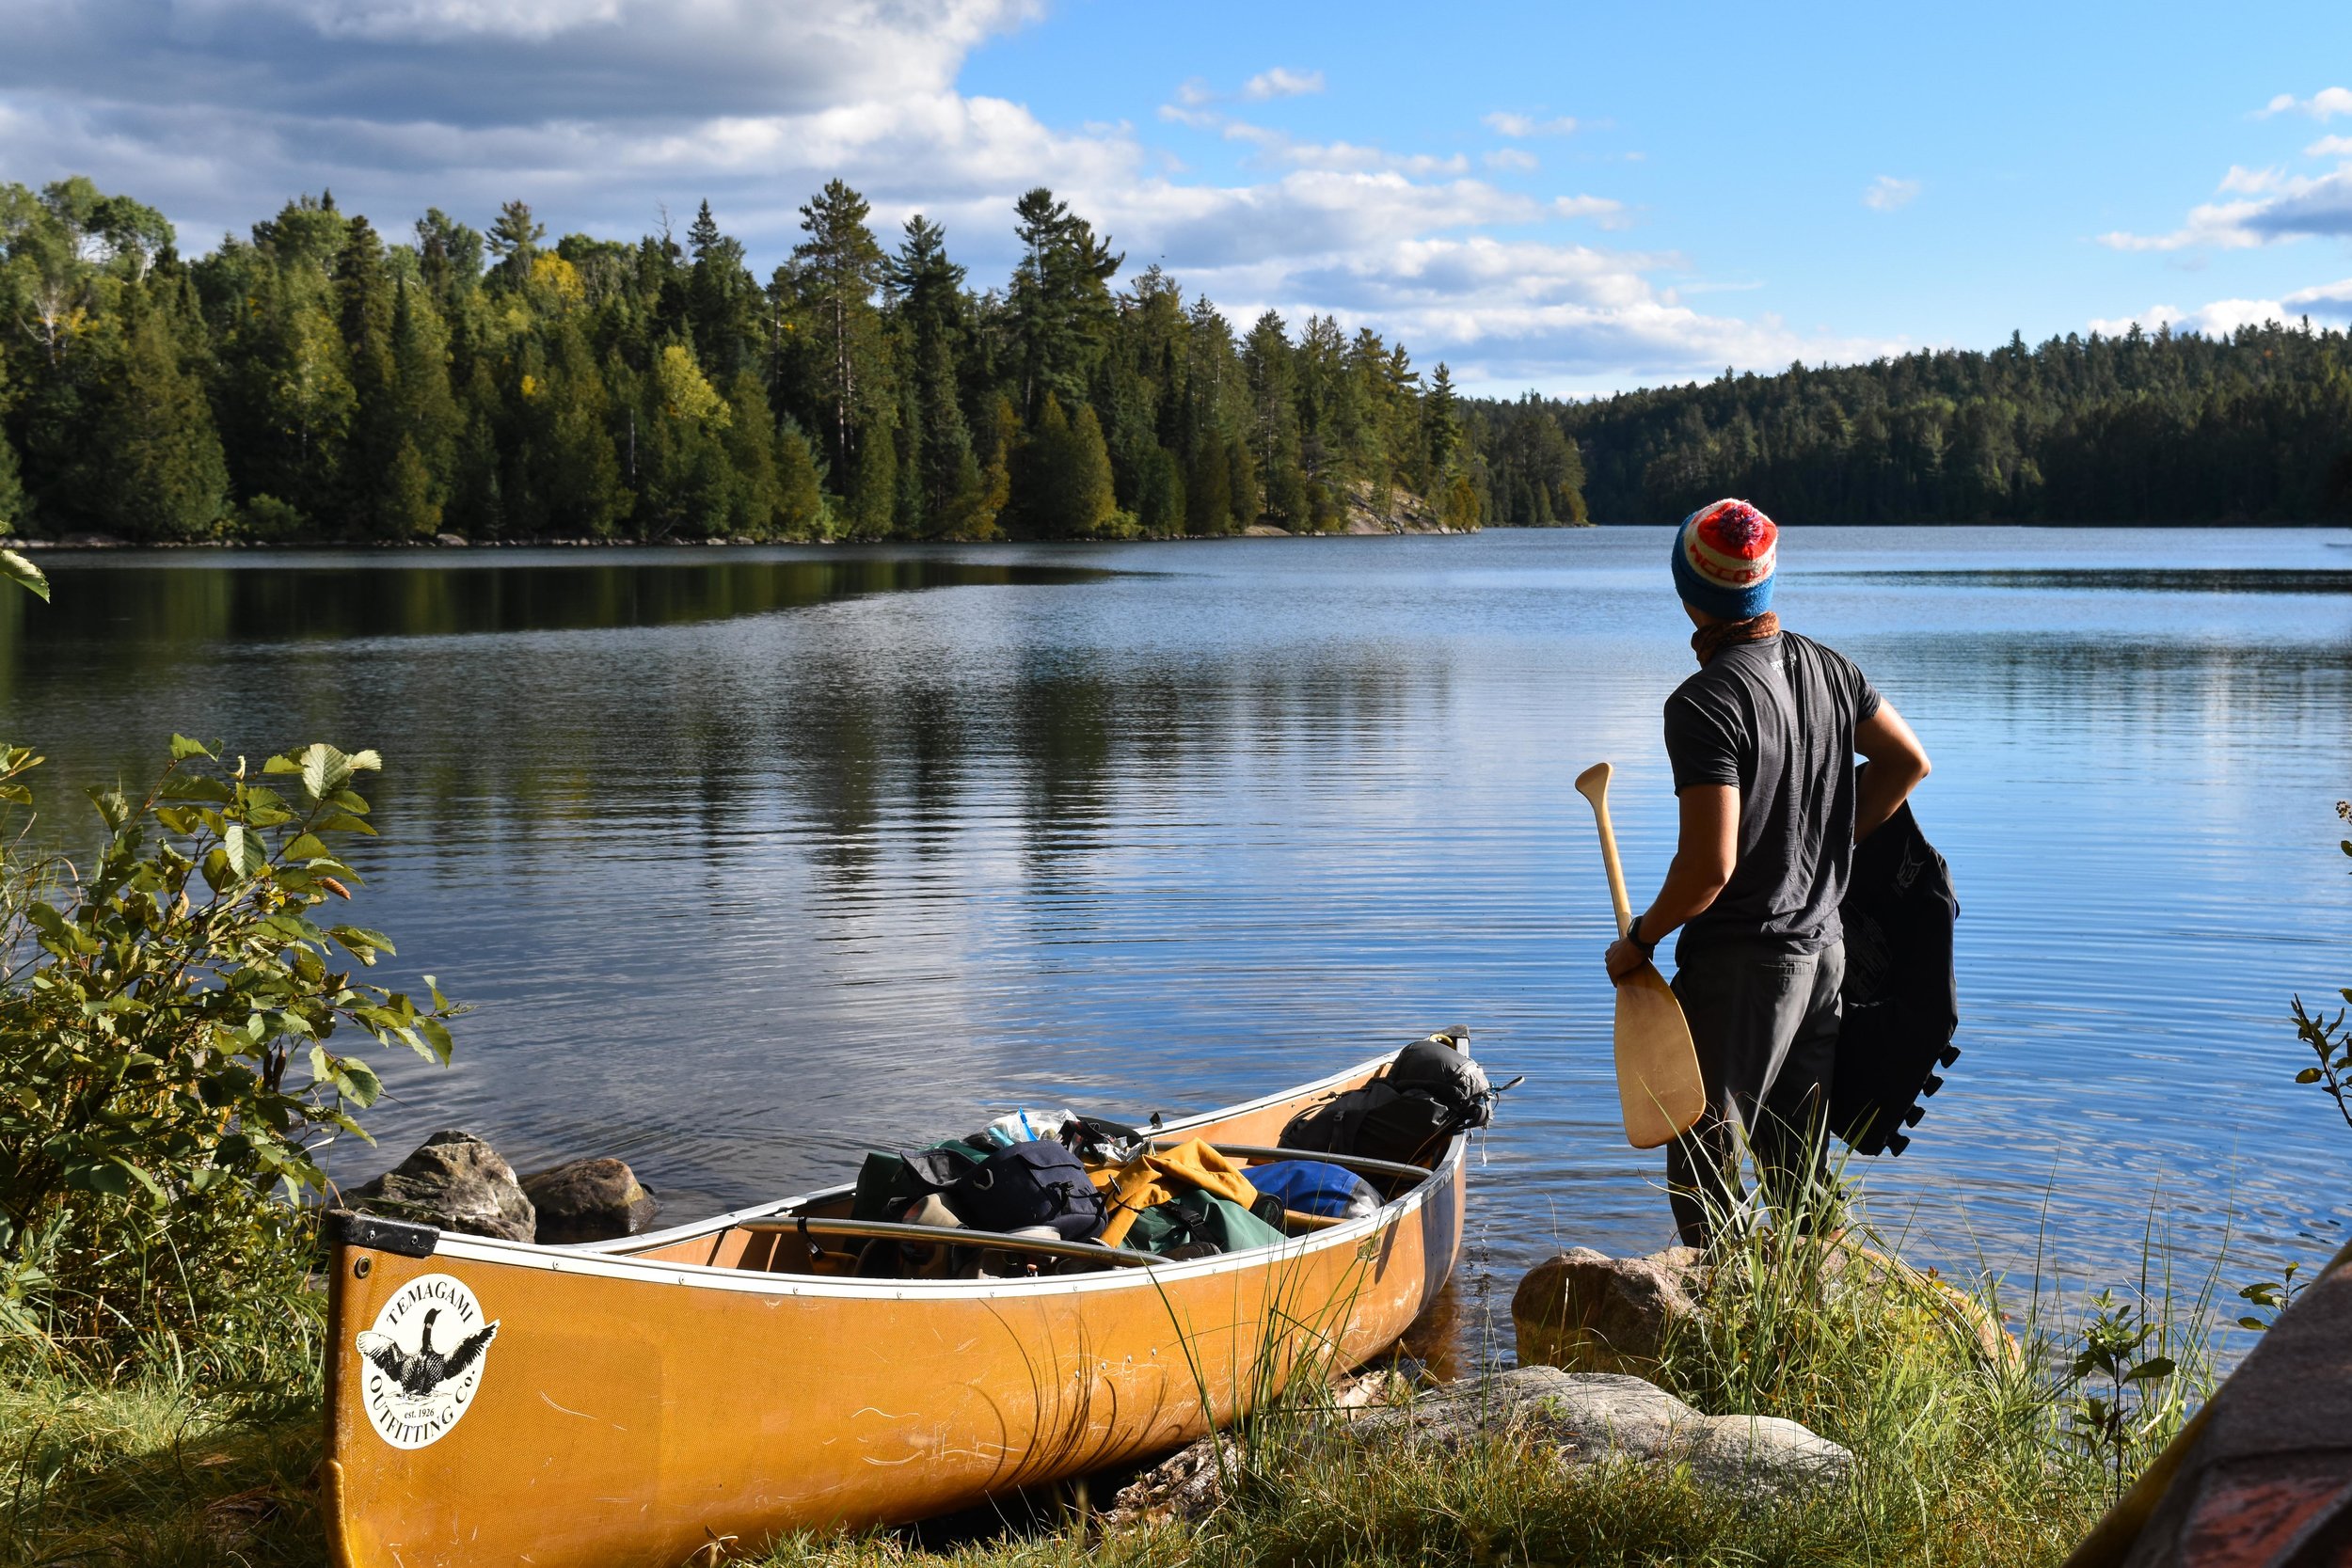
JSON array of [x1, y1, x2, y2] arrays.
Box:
[[1664, 938, 1845, 1246]]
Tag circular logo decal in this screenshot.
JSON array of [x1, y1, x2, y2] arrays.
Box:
[[354, 1273, 501, 1449]]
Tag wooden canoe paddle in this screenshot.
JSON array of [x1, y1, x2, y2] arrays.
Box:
[[1574, 762, 1708, 1148]]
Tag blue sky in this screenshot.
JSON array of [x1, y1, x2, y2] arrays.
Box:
[[7, 0, 2352, 394]]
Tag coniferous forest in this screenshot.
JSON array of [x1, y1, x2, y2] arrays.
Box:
[[0, 176, 1573, 544], [1546, 324, 2352, 524], [11, 175, 2352, 541]]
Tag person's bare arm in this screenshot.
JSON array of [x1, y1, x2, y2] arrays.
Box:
[[1604, 784, 1737, 980], [1853, 701, 1930, 842]]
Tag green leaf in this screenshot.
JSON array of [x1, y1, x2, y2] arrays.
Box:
[[65, 1161, 132, 1197], [339, 1058, 384, 1106], [222, 824, 266, 878], [282, 833, 330, 863], [329, 921, 392, 958], [0, 548, 50, 602], [296, 743, 346, 800], [86, 786, 130, 832], [2238, 1315, 2268, 1330], [168, 735, 213, 761], [2124, 1355, 2176, 1383], [417, 1015, 454, 1065], [2296, 1068, 2324, 1084]]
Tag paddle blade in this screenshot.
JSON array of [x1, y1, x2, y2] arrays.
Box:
[[1613, 962, 1707, 1149]]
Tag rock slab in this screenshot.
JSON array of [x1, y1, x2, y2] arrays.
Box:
[[522, 1156, 659, 1243], [350, 1130, 535, 1242], [1512, 1245, 1706, 1377], [1105, 1365, 1850, 1527], [1351, 1366, 1851, 1496]]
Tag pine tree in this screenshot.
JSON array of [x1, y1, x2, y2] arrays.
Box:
[[1009, 187, 1120, 419], [390, 281, 460, 517], [443, 358, 505, 539], [791, 181, 888, 482], [485, 199, 545, 286], [1136, 443, 1184, 534], [88, 287, 230, 540], [1243, 310, 1307, 529], [966, 393, 1015, 541], [723, 371, 782, 539], [533, 325, 622, 537], [774, 418, 826, 538], [382, 436, 440, 539], [850, 417, 897, 535], [1184, 426, 1231, 535], [1225, 435, 1257, 530], [1065, 404, 1119, 536], [337, 214, 412, 537]]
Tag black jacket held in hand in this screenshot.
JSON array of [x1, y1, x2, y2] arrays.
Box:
[[1831, 799, 1961, 1156]]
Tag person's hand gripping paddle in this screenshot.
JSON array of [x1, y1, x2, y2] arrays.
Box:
[[1575, 762, 1707, 1148]]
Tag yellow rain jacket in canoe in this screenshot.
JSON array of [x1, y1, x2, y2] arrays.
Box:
[[1090, 1138, 1262, 1248]]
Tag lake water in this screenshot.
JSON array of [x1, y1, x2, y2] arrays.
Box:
[[8, 527, 2349, 1347]]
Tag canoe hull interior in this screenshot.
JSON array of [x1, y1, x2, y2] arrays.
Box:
[[322, 1051, 1467, 1568]]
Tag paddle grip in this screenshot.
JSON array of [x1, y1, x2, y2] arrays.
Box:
[[1578, 769, 1636, 940]]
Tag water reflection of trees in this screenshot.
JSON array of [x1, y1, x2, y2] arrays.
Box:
[[0, 559, 1458, 919], [0, 555, 1104, 657]]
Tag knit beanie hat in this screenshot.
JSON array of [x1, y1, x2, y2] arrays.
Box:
[[1670, 499, 1778, 620]]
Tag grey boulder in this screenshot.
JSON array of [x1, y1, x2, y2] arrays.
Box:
[[521, 1156, 659, 1244], [349, 1130, 535, 1243], [1351, 1366, 1851, 1497]]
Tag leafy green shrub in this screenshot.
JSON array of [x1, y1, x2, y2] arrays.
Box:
[[0, 737, 455, 1377], [233, 494, 309, 543]]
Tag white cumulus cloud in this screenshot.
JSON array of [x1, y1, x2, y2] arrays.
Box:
[[1862, 175, 1918, 212], [1484, 111, 1578, 138], [1241, 67, 1323, 101], [0, 0, 1906, 392], [1554, 194, 1629, 228], [2261, 87, 2352, 119], [2087, 298, 2287, 337], [2282, 277, 2352, 316]]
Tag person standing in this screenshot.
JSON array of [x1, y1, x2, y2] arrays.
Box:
[[1603, 499, 1931, 1245]]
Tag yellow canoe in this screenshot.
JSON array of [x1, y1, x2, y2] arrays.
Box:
[[321, 1046, 1470, 1568]]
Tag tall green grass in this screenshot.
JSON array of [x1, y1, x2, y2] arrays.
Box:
[[0, 1164, 2219, 1568]]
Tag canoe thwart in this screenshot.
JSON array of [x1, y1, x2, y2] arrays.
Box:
[[738, 1215, 1168, 1267]]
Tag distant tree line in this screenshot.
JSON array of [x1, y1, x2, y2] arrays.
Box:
[[0, 176, 1577, 544], [1526, 324, 2352, 524]]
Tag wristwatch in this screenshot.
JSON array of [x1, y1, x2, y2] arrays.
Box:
[[1627, 914, 1657, 954]]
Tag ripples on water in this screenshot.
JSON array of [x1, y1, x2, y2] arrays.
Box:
[[5, 527, 2348, 1348]]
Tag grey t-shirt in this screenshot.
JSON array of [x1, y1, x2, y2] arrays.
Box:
[[1662, 631, 1882, 956]]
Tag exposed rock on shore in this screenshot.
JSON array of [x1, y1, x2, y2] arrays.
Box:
[[1514, 1240, 2017, 1376], [349, 1130, 535, 1242], [521, 1156, 660, 1243], [1104, 1364, 1849, 1528], [1513, 1244, 1706, 1377]]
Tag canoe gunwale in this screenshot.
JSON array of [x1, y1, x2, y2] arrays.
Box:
[[420, 1131, 1461, 1301], [366, 1047, 1467, 1304], [575, 1046, 1407, 1260]]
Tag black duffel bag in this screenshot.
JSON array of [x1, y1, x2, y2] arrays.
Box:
[[902, 1139, 1108, 1242], [1279, 1028, 1493, 1167], [1831, 796, 1961, 1157]]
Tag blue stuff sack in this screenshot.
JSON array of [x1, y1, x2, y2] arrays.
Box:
[[1245, 1160, 1379, 1221]]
